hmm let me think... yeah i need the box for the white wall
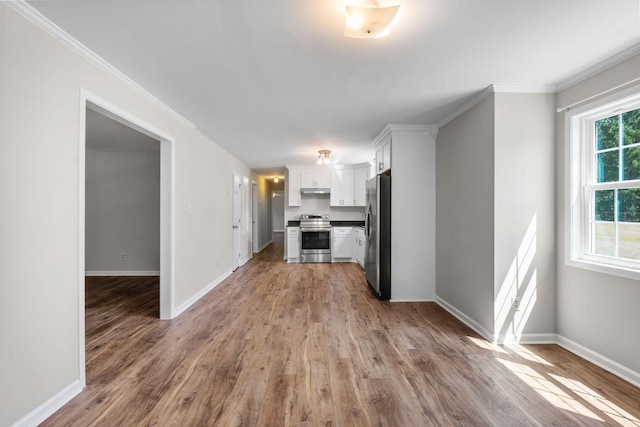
[85,149,160,273]
[436,96,496,333]
[0,4,251,425]
[390,126,437,301]
[556,53,640,378]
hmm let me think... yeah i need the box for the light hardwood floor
[42,234,640,426]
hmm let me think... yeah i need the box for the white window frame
[566,84,640,280]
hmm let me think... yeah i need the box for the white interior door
[241,175,251,264]
[232,172,241,271]
[252,182,258,253]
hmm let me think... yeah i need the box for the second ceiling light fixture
[344,0,401,38]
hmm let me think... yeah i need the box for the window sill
[567,256,640,281]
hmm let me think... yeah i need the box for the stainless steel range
[299,214,331,263]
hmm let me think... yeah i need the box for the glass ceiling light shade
[344,0,400,38]
[317,150,332,165]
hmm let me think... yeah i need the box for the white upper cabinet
[330,168,354,206]
[331,165,369,207]
[287,167,301,206]
[354,167,369,206]
[301,168,330,188]
[375,132,391,174]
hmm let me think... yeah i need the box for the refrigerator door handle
[365,204,372,241]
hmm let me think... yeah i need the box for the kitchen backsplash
[284,194,365,222]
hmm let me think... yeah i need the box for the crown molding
[555,41,640,93]
[435,86,495,128]
[492,83,556,93]
[436,84,555,128]
[371,124,439,147]
[3,0,196,130]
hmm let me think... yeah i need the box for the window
[567,87,640,279]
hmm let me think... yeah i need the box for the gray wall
[85,149,160,273]
[0,5,251,425]
[436,96,496,333]
[556,54,640,376]
[436,92,556,342]
[494,93,556,340]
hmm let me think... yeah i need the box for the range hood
[300,187,330,194]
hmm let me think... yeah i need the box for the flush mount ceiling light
[344,0,400,38]
[273,177,279,183]
[317,150,332,165]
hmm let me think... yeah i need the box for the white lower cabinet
[353,227,365,268]
[332,227,353,260]
[287,227,300,262]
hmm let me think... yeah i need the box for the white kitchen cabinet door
[355,228,365,268]
[330,168,342,206]
[301,168,330,188]
[287,167,301,206]
[331,168,355,206]
[375,134,391,174]
[354,167,369,206]
[332,227,353,259]
[315,169,331,188]
[287,227,300,261]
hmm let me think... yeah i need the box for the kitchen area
[283,164,369,266]
[283,124,437,302]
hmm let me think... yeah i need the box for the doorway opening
[79,90,175,386]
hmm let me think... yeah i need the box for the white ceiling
[28,0,640,176]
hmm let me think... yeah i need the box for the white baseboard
[85,271,160,276]
[494,332,558,345]
[435,296,640,387]
[435,296,494,342]
[390,299,435,303]
[557,335,640,389]
[11,380,83,427]
[435,296,557,345]
[172,269,232,318]
[239,254,253,267]
[256,240,273,253]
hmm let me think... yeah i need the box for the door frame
[232,172,241,270]
[79,89,176,384]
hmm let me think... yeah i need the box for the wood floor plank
[41,234,640,426]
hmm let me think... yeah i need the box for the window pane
[597,151,619,182]
[596,116,619,150]
[593,222,615,256]
[618,188,640,222]
[622,109,640,146]
[595,190,614,221]
[618,222,640,260]
[623,146,640,180]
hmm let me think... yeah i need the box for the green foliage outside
[595,109,640,223]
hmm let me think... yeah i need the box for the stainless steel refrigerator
[365,174,391,300]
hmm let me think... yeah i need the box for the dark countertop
[330,220,365,227]
[287,220,364,227]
